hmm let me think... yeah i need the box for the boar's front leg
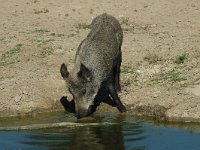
[108,83,126,112]
[60,96,76,113]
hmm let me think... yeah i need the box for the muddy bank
[0,0,200,122]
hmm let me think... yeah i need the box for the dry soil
[0,0,200,122]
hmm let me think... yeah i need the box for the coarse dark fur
[60,13,126,118]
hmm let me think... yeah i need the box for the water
[0,112,200,150]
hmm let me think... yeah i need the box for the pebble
[14,95,22,103]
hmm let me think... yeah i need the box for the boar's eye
[82,88,86,95]
[90,89,95,94]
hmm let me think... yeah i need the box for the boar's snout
[76,106,92,119]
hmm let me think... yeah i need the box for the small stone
[22,91,28,95]
[14,95,22,103]
[54,49,64,54]
[153,94,158,98]
[136,70,141,73]
[150,24,157,28]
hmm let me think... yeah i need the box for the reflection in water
[123,121,146,150]
[1,114,200,150]
[19,116,145,150]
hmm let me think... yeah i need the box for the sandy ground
[0,0,200,122]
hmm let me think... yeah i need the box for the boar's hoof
[117,105,127,112]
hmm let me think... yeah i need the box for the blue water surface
[0,114,200,150]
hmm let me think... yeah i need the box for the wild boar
[60,13,126,118]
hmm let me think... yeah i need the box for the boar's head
[60,63,99,118]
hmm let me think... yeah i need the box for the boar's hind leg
[100,89,117,107]
[114,51,122,92]
[108,83,126,112]
[95,87,117,107]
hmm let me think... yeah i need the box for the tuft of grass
[50,33,65,37]
[122,28,129,31]
[144,54,161,64]
[121,65,134,74]
[167,71,187,83]
[0,77,3,81]
[120,17,129,26]
[0,37,5,41]
[57,34,64,37]
[36,39,55,47]
[67,33,76,38]
[39,47,54,58]
[150,70,187,84]
[57,45,62,49]
[50,33,56,36]
[33,0,39,3]
[89,9,94,14]
[0,76,14,81]
[34,29,50,33]
[34,8,49,14]
[76,23,91,30]
[2,44,22,59]
[175,53,188,64]
[50,33,64,37]
[0,61,15,67]
[121,65,140,85]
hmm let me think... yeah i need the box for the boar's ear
[78,63,92,82]
[60,63,69,79]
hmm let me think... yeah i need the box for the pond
[0,112,200,150]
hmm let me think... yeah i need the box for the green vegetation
[1,44,22,59]
[144,54,161,64]
[57,45,62,49]
[57,34,64,37]
[121,65,140,84]
[175,53,188,64]
[122,28,129,31]
[0,76,14,81]
[67,33,76,38]
[166,70,187,83]
[39,47,54,58]
[66,23,90,38]
[0,44,22,67]
[76,23,91,30]
[50,33,56,36]
[0,37,5,41]
[31,29,65,58]
[150,70,187,84]
[50,33,65,37]
[121,65,135,74]
[120,17,129,26]
[36,39,55,47]
[34,29,50,33]
[67,30,80,38]
[0,61,15,67]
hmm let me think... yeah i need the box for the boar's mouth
[76,105,93,119]
[60,96,102,119]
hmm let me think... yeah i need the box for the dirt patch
[186,85,200,97]
[0,0,200,121]
[130,105,168,120]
